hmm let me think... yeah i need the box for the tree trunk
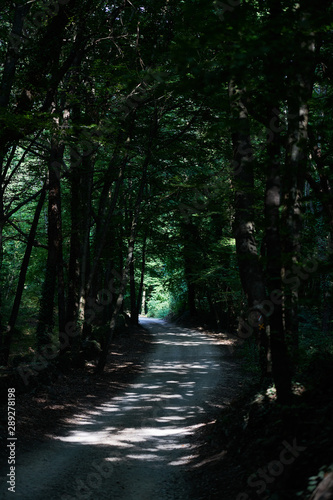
[95,240,133,374]
[82,160,125,339]
[66,163,81,330]
[136,231,148,317]
[281,20,315,370]
[78,159,94,334]
[229,82,266,334]
[36,141,64,347]
[281,103,304,367]
[264,105,291,398]
[141,288,146,315]
[260,1,291,400]
[129,248,138,325]
[0,3,31,109]
[66,151,95,353]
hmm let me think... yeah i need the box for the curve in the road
[1,319,238,500]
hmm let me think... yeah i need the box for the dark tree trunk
[281,20,315,369]
[281,101,304,368]
[264,106,291,399]
[36,141,64,347]
[77,157,94,337]
[260,1,292,401]
[95,241,132,374]
[66,150,95,353]
[229,82,266,331]
[66,164,81,329]
[0,3,31,109]
[82,160,125,339]
[207,293,221,330]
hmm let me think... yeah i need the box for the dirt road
[0,318,240,500]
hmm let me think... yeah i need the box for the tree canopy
[0,0,333,405]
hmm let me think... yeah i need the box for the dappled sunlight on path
[2,319,239,500]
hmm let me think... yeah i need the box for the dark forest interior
[1,1,333,499]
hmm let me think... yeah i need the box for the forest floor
[180,321,333,500]
[1,318,333,499]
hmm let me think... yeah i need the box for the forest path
[1,318,240,500]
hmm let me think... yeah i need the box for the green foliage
[0,0,333,393]
[297,464,333,497]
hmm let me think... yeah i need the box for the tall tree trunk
[281,20,315,370]
[261,0,292,400]
[264,105,292,398]
[229,82,266,334]
[66,163,81,330]
[76,157,94,334]
[136,230,148,318]
[0,3,31,109]
[95,237,134,374]
[36,141,64,347]
[129,247,138,325]
[66,151,95,353]
[82,160,125,339]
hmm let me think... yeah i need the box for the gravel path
[0,318,235,500]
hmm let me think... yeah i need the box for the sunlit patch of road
[1,318,240,500]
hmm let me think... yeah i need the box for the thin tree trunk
[82,129,130,322]
[66,163,81,329]
[78,159,94,331]
[207,293,220,330]
[136,230,148,318]
[141,288,146,315]
[129,248,138,325]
